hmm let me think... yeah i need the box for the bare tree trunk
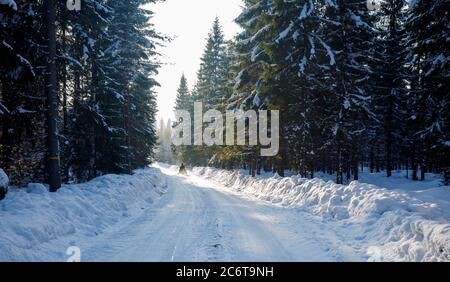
[375,144,380,173]
[420,158,426,181]
[370,144,374,173]
[354,159,359,181]
[411,143,418,181]
[386,123,393,177]
[251,158,256,177]
[256,156,261,175]
[336,143,343,184]
[61,11,69,183]
[44,0,61,192]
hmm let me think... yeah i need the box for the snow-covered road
[80,166,365,262]
[2,165,447,261]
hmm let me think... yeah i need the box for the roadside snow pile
[193,167,450,262]
[0,0,17,10]
[0,167,167,261]
[0,169,9,200]
[0,169,9,187]
[0,168,9,190]
[26,183,48,194]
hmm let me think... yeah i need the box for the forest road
[82,165,365,261]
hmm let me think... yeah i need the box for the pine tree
[156,119,173,164]
[193,0,448,184]
[92,0,161,175]
[1,1,47,186]
[175,74,191,112]
[1,0,162,188]
[43,0,62,191]
[173,74,192,163]
[55,0,115,182]
[370,0,408,177]
[194,17,229,110]
[189,18,231,165]
[265,0,337,177]
[405,0,449,180]
[318,0,376,183]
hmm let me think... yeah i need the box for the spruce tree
[173,74,192,163]
[189,18,231,165]
[194,17,229,110]
[405,0,449,180]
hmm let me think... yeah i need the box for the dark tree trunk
[264,157,271,172]
[354,160,359,181]
[277,159,285,177]
[44,0,61,192]
[61,11,69,183]
[370,144,374,173]
[336,143,343,184]
[346,165,351,181]
[256,156,261,175]
[124,94,132,174]
[375,144,381,173]
[251,159,256,177]
[385,3,398,178]
[411,143,418,181]
[406,158,409,179]
[420,160,426,181]
[386,126,393,177]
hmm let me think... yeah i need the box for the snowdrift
[193,167,450,262]
[0,167,167,261]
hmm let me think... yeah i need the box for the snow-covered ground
[0,168,167,261]
[0,164,448,261]
[193,167,450,262]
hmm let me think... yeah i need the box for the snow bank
[0,167,167,261]
[0,169,8,186]
[0,0,17,10]
[26,183,47,194]
[193,167,450,262]
[0,169,9,200]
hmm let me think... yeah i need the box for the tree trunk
[386,125,393,177]
[61,11,69,183]
[411,143,418,181]
[370,144,374,173]
[44,0,61,192]
[256,156,261,175]
[354,160,359,181]
[375,144,380,173]
[336,143,343,184]
[346,165,351,181]
[420,160,426,181]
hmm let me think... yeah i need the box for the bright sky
[149,0,243,122]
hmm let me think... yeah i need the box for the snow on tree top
[0,0,17,11]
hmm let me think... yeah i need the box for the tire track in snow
[78,166,365,261]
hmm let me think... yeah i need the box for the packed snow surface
[0,164,448,262]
